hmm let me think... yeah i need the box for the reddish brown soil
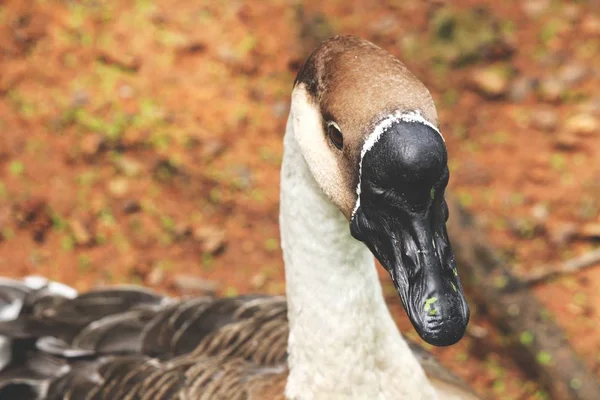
[1,1,599,399]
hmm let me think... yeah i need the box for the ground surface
[1,1,599,399]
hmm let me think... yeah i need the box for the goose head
[290,35,469,346]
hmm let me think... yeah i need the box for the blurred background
[1,0,599,399]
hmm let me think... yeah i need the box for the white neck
[280,116,438,400]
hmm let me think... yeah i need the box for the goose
[0,35,478,400]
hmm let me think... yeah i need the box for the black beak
[350,118,469,346]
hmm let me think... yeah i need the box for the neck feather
[280,116,437,400]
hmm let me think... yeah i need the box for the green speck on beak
[424,297,438,312]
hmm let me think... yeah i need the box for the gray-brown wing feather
[0,280,288,399]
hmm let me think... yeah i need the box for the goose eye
[327,122,344,150]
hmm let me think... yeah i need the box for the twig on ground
[523,248,600,287]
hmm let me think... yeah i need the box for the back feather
[0,277,288,399]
